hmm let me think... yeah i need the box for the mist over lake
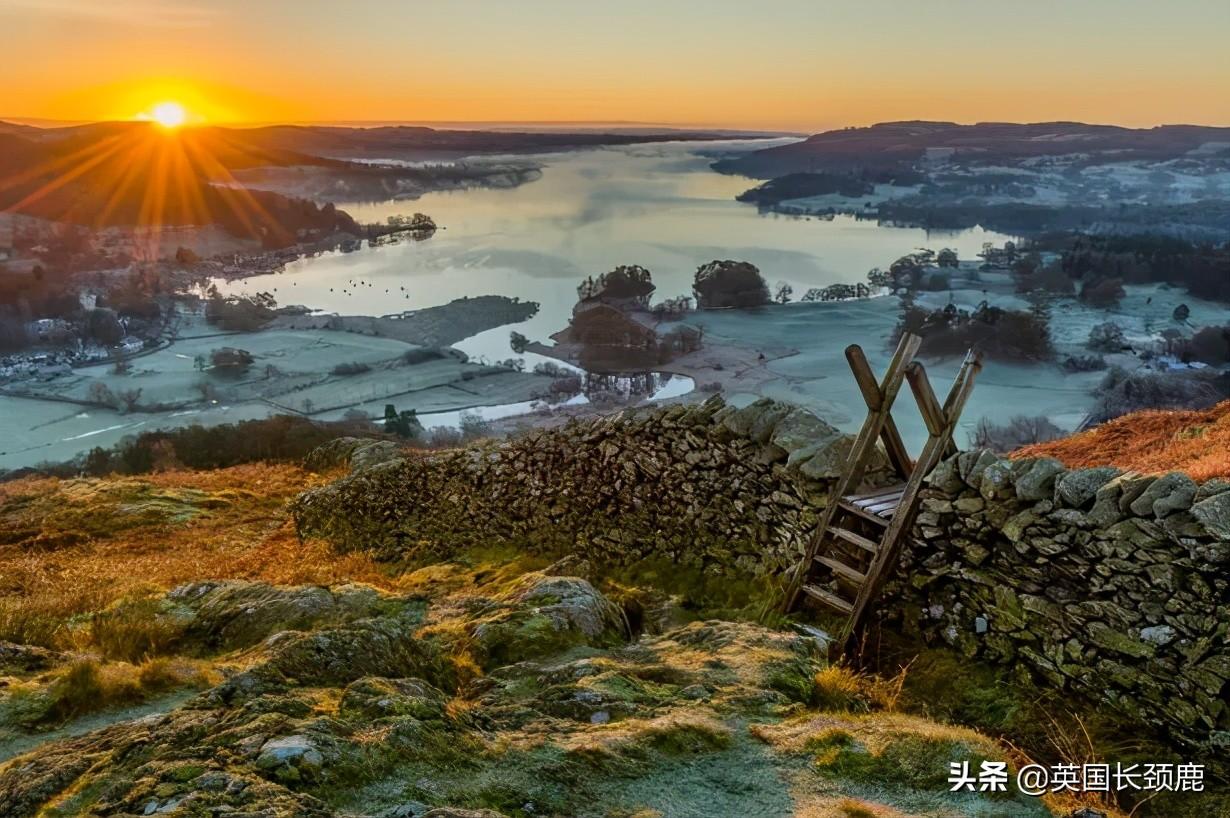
[220,141,1012,362]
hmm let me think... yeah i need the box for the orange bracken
[0,463,399,649]
[1013,399,1230,481]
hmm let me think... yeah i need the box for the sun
[148,101,188,129]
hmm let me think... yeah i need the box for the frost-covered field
[682,276,1224,451]
[0,324,558,470]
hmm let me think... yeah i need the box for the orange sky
[2,1,1228,131]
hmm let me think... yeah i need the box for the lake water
[221,140,1013,363]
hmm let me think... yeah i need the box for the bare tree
[87,381,117,408]
[117,388,142,413]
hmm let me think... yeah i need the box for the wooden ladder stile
[782,335,983,654]
[782,333,920,611]
[839,351,982,649]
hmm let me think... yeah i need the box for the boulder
[721,398,779,438]
[957,449,999,488]
[927,455,966,494]
[165,580,392,651]
[304,437,402,472]
[798,435,859,480]
[0,641,62,673]
[1086,480,1125,527]
[748,402,793,444]
[769,409,842,466]
[1140,625,1176,647]
[241,613,445,690]
[256,735,324,779]
[472,575,625,669]
[339,677,449,721]
[978,459,1016,501]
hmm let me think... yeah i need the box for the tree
[205,292,276,332]
[578,265,655,308]
[87,381,117,408]
[1080,277,1125,308]
[509,331,529,354]
[1087,322,1126,353]
[83,446,113,475]
[117,388,142,413]
[774,282,794,304]
[195,379,218,402]
[887,253,927,291]
[867,268,892,289]
[210,347,254,374]
[936,248,959,268]
[87,308,124,346]
[693,260,770,309]
[383,403,424,439]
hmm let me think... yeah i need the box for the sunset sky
[2,0,1228,131]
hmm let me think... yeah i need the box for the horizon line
[4,115,1229,132]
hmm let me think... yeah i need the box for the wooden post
[783,333,921,611]
[847,345,914,479]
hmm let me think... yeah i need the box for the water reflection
[218,141,1013,368]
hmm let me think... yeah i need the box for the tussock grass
[813,665,863,711]
[812,661,911,713]
[90,590,188,662]
[0,464,398,651]
[2,657,216,728]
[562,711,733,768]
[836,799,894,818]
[1015,399,1230,480]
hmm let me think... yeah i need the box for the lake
[220,140,1013,364]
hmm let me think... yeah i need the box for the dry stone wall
[887,449,1230,753]
[295,398,1229,751]
[293,396,886,572]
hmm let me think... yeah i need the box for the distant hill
[0,122,353,243]
[0,120,40,138]
[714,120,1230,178]
[224,123,769,160]
[0,120,768,239]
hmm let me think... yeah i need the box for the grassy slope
[1015,399,1230,480]
[0,464,392,650]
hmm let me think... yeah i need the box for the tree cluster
[692,260,770,309]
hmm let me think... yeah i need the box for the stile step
[836,500,890,527]
[844,484,906,503]
[827,525,880,554]
[816,555,867,585]
[802,584,855,614]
